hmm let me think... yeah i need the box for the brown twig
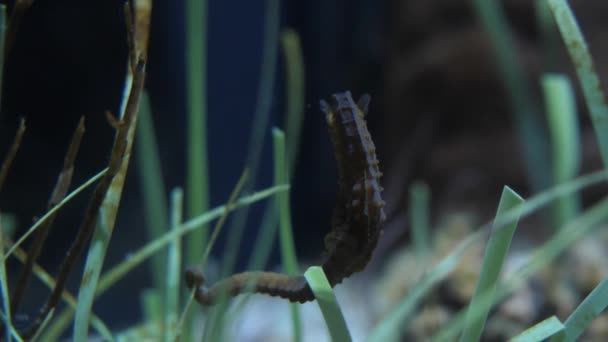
[10,117,85,315]
[2,234,109,338]
[21,60,145,339]
[124,3,137,71]
[4,0,34,59]
[132,0,152,63]
[0,118,25,194]
[21,3,148,334]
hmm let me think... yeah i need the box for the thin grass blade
[304,266,351,342]
[370,170,608,341]
[510,316,564,342]
[30,309,53,342]
[551,275,608,341]
[136,92,169,292]
[11,116,84,315]
[367,232,476,342]
[185,0,209,265]
[183,0,210,328]
[217,0,281,291]
[4,239,113,342]
[232,29,305,313]
[472,0,550,191]
[0,118,25,194]
[141,288,162,323]
[460,186,524,342]
[96,184,287,296]
[433,198,608,341]
[542,74,581,228]
[0,311,21,342]
[73,16,148,335]
[39,184,287,339]
[546,0,608,167]
[281,29,305,175]
[4,167,107,260]
[165,188,183,341]
[535,0,560,71]
[179,169,249,341]
[410,181,431,259]
[0,216,15,341]
[273,128,301,342]
[0,4,6,109]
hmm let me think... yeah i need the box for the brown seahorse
[185,91,386,305]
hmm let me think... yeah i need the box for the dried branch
[132,0,152,63]
[2,235,112,339]
[10,117,85,314]
[4,0,34,58]
[20,0,150,336]
[0,118,25,194]
[21,61,145,339]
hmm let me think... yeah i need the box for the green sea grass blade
[367,231,477,342]
[5,168,107,260]
[243,44,306,268]
[228,200,279,319]
[205,0,281,336]
[551,275,608,341]
[272,130,297,275]
[218,0,281,284]
[43,184,287,339]
[0,216,16,341]
[410,181,431,259]
[542,74,581,227]
[472,0,550,191]
[247,201,278,272]
[97,185,286,294]
[0,4,6,108]
[510,316,564,342]
[0,118,25,195]
[183,0,209,329]
[4,241,113,342]
[165,189,183,341]
[72,46,141,339]
[460,187,524,342]
[30,309,53,342]
[141,288,161,322]
[304,266,351,342]
[136,92,169,293]
[211,130,299,341]
[185,0,209,265]
[0,213,15,239]
[281,29,305,175]
[73,55,142,340]
[370,169,608,341]
[273,128,302,342]
[231,28,306,314]
[546,0,608,167]
[115,321,160,342]
[0,310,21,342]
[41,185,289,336]
[179,169,248,341]
[543,74,579,184]
[184,1,208,335]
[535,0,560,72]
[433,198,608,341]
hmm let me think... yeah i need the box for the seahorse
[185,91,386,305]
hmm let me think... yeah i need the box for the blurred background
[1,0,608,337]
